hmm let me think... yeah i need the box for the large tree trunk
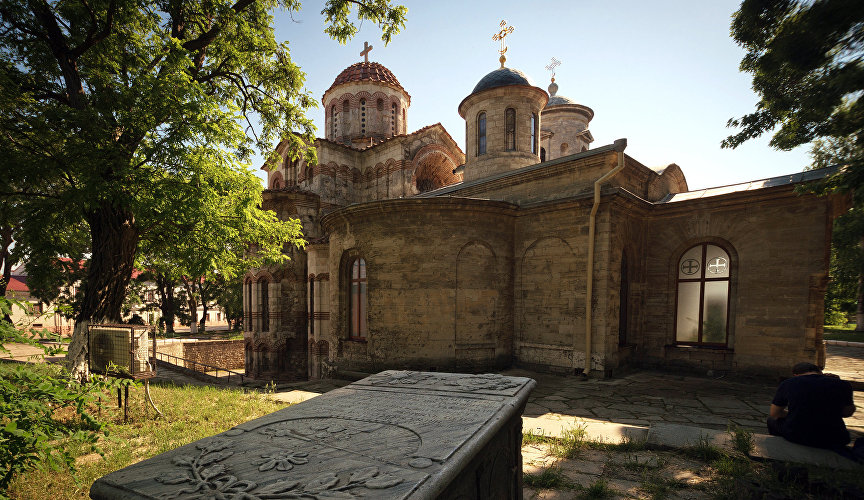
[199,281,210,333]
[857,236,864,332]
[183,278,199,334]
[0,223,12,323]
[856,275,864,331]
[66,204,138,380]
[156,273,177,334]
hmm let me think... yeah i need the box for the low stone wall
[183,339,245,370]
[156,339,244,371]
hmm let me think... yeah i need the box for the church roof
[547,95,578,106]
[325,61,405,94]
[470,67,534,95]
[660,166,842,203]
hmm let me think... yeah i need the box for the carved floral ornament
[156,428,406,499]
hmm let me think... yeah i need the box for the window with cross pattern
[675,243,731,346]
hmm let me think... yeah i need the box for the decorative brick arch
[270,171,284,190]
[411,144,462,193]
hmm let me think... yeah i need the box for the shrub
[0,363,117,495]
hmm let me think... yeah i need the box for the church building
[242,43,842,382]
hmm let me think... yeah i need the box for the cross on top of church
[546,57,561,82]
[492,20,514,67]
[360,41,373,63]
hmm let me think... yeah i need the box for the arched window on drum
[349,258,367,340]
[675,244,731,346]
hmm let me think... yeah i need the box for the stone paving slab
[522,415,648,445]
[647,423,861,470]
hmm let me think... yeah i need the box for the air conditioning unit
[88,325,154,378]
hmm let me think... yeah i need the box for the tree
[810,137,864,329]
[0,0,406,380]
[723,0,863,201]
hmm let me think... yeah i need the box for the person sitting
[767,362,856,449]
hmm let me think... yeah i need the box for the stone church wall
[513,201,590,374]
[322,198,517,374]
[640,189,833,377]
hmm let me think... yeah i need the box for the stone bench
[90,370,536,499]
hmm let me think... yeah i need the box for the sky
[252,0,811,191]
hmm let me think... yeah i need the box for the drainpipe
[583,138,627,376]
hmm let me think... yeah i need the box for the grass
[6,381,288,499]
[728,424,754,456]
[523,466,572,489]
[679,434,725,462]
[548,424,588,458]
[824,324,864,343]
[578,478,613,499]
[522,428,554,446]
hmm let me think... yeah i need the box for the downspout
[583,138,628,376]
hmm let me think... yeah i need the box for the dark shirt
[772,374,853,448]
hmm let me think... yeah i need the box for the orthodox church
[242,43,841,382]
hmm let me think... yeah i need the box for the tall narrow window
[360,98,366,136]
[391,103,396,135]
[331,105,337,139]
[477,112,487,156]
[245,280,252,330]
[619,257,629,346]
[505,108,516,151]
[540,147,546,162]
[675,244,731,345]
[350,259,367,339]
[309,279,314,337]
[260,279,270,332]
[531,113,537,154]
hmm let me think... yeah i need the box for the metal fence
[154,351,245,385]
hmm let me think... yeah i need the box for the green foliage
[523,466,572,489]
[549,424,588,459]
[0,0,407,341]
[6,382,287,499]
[522,428,553,446]
[724,0,864,204]
[728,424,754,456]
[0,297,63,357]
[680,434,725,462]
[0,363,116,495]
[579,478,613,500]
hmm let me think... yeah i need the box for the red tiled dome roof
[325,62,405,94]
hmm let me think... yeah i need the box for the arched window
[391,103,396,135]
[259,278,270,332]
[477,112,487,156]
[342,100,349,113]
[376,98,383,111]
[360,98,366,136]
[531,113,538,154]
[561,143,569,155]
[540,147,546,162]
[349,258,367,340]
[675,243,731,346]
[331,105,336,139]
[245,279,252,331]
[505,108,516,151]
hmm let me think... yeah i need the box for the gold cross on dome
[546,57,561,80]
[492,20,515,56]
[360,41,373,63]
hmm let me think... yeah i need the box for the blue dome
[547,95,577,107]
[471,67,534,95]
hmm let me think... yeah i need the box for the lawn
[824,324,864,343]
[6,378,288,499]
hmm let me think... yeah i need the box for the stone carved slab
[90,371,535,499]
